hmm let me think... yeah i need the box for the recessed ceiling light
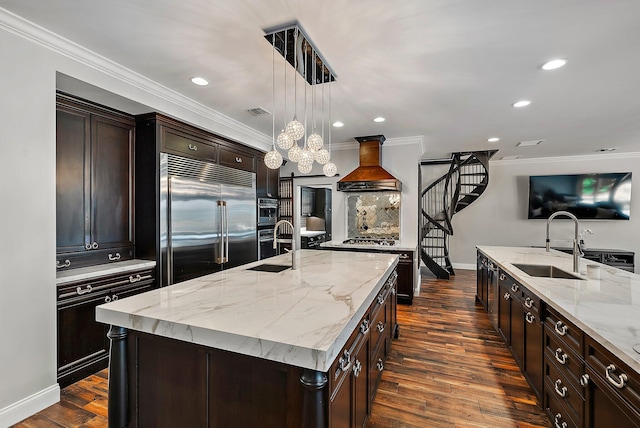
[333,121,344,127]
[373,117,385,123]
[541,58,568,71]
[516,139,544,147]
[487,137,500,143]
[500,155,521,160]
[512,100,531,108]
[190,77,209,86]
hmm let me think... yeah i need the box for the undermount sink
[512,263,583,280]
[246,263,290,273]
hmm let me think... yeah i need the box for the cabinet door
[353,337,369,428]
[497,283,511,344]
[256,158,280,198]
[57,293,110,387]
[476,255,487,308]
[585,364,640,428]
[330,372,353,428]
[510,294,525,368]
[56,105,91,253]
[91,114,135,250]
[523,310,544,401]
[396,255,414,304]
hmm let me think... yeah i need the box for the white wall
[449,153,640,269]
[0,10,270,425]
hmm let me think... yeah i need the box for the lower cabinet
[57,267,155,387]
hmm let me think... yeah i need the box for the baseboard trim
[0,384,60,426]
[452,263,475,271]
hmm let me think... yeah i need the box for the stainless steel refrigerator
[159,153,256,286]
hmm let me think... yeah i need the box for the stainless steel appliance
[160,153,257,286]
[257,198,278,226]
[258,228,277,260]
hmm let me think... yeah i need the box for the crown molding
[491,151,640,165]
[0,7,272,148]
[385,135,424,148]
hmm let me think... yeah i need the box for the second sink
[246,264,290,273]
[512,263,583,280]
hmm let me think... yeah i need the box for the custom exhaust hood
[337,135,402,192]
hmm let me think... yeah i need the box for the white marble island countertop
[321,240,417,252]
[96,249,398,372]
[477,246,640,373]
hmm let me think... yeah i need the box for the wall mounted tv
[528,173,632,220]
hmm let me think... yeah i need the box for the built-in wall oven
[258,198,278,226]
[258,228,277,260]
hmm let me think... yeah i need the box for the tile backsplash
[346,192,400,238]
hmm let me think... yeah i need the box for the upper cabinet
[56,93,135,268]
[256,156,280,198]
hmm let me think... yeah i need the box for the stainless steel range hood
[337,135,402,192]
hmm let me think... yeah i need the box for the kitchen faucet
[546,210,582,273]
[273,219,297,270]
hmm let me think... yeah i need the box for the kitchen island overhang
[96,249,399,428]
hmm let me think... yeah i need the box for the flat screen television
[528,173,632,220]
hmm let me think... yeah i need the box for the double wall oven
[257,198,278,260]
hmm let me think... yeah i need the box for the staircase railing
[420,150,496,279]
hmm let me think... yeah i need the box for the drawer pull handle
[377,294,385,305]
[554,379,567,397]
[235,156,242,163]
[188,144,198,151]
[525,312,535,324]
[503,292,511,301]
[554,413,568,428]
[499,273,506,281]
[391,287,396,295]
[56,259,71,269]
[360,319,370,335]
[353,359,362,377]
[76,284,93,296]
[555,348,567,365]
[339,350,351,373]
[511,284,519,293]
[524,297,534,308]
[377,321,385,333]
[580,374,590,387]
[129,274,142,283]
[555,321,567,336]
[112,294,118,301]
[399,254,409,259]
[605,364,628,389]
[92,241,99,249]
[376,358,384,371]
[108,252,121,261]
[105,295,111,303]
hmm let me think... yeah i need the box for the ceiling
[3,0,640,160]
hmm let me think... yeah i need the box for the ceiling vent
[516,139,544,147]
[247,107,271,116]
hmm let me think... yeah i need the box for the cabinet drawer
[499,271,525,301]
[545,389,580,428]
[370,334,387,400]
[545,325,584,388]
[162,126,217,162]
[57,268,155,303]
[545,306,583,356]
[370,297,388,352]
[545,359,585,424]
[56,248,134,271]
[219,146,255,172]
[329,315,369,399]
[521,286,541,315]
[585,335,640,412]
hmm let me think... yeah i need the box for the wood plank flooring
[14,268,551,427]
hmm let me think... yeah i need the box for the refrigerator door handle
[167,177,174,285]
[217,200,225,264]
[224,201,229,263]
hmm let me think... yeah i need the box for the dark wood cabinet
[57,267,155,387]
[476,254,488,309]
[395,252,414,304]
[256,156,280,198]
[56,93,135,269]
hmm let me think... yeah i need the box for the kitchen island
[96,249,399,428]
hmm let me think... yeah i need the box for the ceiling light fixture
[190,77,209,86]
[373,117,385,123]
[541,58,568,70]
[332,121,344,127]
[263,23,338,176]
[512,100,531,108]
[487,137,500,143]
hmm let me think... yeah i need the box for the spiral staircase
[419,150,497,279]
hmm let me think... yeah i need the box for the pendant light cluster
[264,23,338,177]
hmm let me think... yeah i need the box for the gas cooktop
[342,237,397,246]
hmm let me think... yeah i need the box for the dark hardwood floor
[14,268,550,427]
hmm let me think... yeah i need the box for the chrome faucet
[273,219,297,270]
[546,210,582,273]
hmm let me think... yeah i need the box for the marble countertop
[56,259,157,285]
[300,229,326,237]
[321,240,417,252]
[477,246,640,373]
[96,250,399,372]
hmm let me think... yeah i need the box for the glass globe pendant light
[265,32,283,170]
[314,148,330,164]
[323,161,337,177]
[288,143,302,162]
